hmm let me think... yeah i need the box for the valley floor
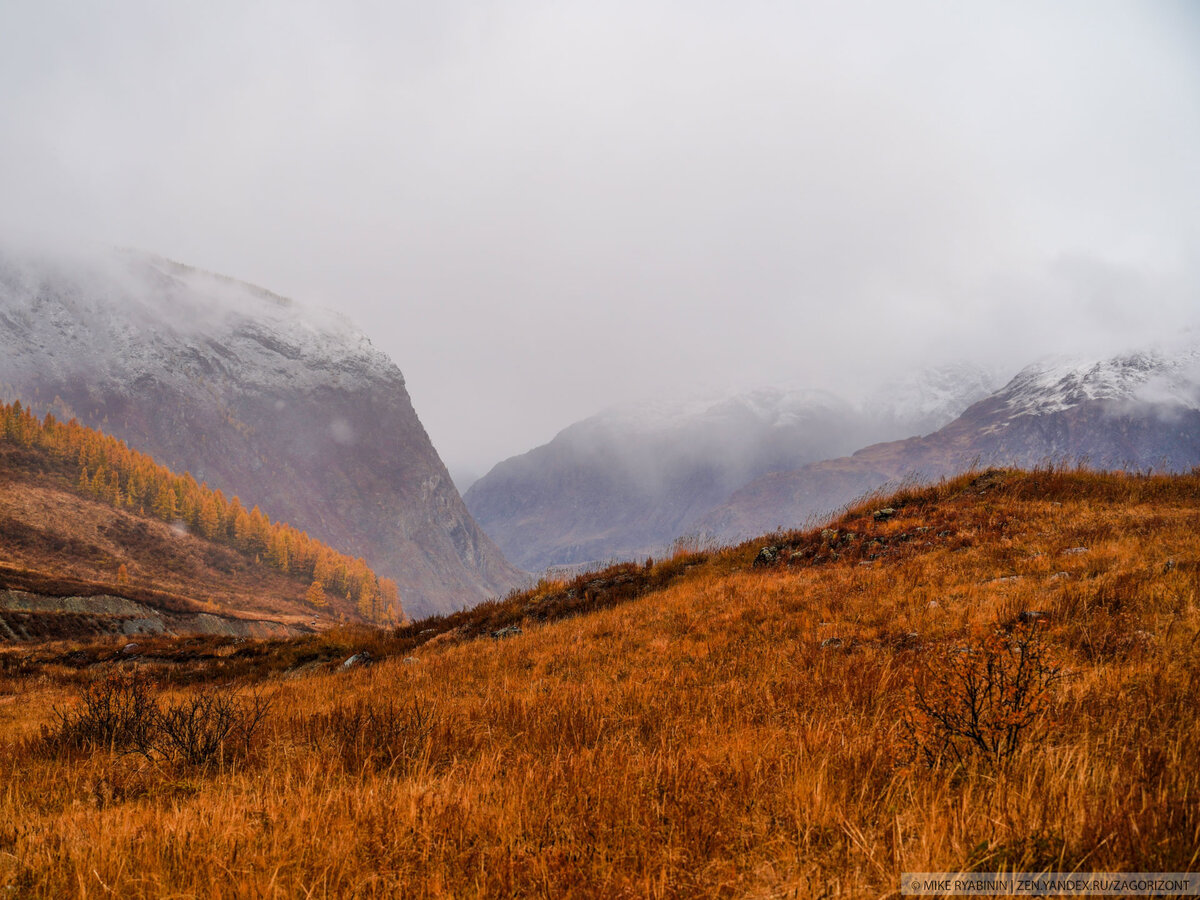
[1,469,1198,898]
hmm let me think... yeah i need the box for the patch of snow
[559,362,1006,448]
[576,390,839,438]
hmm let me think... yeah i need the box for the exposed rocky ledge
[0,589,302,642]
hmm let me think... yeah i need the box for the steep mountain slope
[0,246,523,617]
[700,343,1200,539]
[465,367,997,570]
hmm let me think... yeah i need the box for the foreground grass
[1,469,1199,897]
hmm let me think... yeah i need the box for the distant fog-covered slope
[464,365,998,570]
[699,343,1200,541]
[0,245,523,618]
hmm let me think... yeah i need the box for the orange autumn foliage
[1,399,399,622]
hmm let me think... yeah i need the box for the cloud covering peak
[2,1,1197,474]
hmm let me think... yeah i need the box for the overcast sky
[2,1,1198,484]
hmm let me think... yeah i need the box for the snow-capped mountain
[993,347,1200,422]
[699,341,1200,541]
[0,245,523,618]
[585,387,852,435]
[464,365,999,571]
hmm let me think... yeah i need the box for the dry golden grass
[1,468,1199,897]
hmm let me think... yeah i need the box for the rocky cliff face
[465,368,998,571]
[0,246,524,618]
[699,343,1200,540]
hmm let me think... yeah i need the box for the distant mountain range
[467,344,1200,571]
[700,344,1200,541]
[464,364,1000,570]
[0,245,523,618]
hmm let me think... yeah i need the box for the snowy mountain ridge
[575,387,853,439]
[0,248,396,395]
[464,361,1002,571]
[862,361,1005,434]
[698,337,1200,545]
[995,343,1200,424]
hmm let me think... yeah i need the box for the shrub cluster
[41,671,271,768]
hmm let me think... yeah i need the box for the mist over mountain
[861,362,1006,438]
[700,341,1200,541]
[0,245,523,618]
[464,365,999,570]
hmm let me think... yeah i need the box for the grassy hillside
[1,468,1198,897]
[0,404,399,637]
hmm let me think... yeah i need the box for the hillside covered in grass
[0,400,401,638]
[1,468,1198,896]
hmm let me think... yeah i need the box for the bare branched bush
[43,671,158,755]
[156,689,272,767]
[39,672,272,768]
[904,621,1064,767]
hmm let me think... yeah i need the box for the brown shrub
[38,671,272,768]
[41,670,158,755]
[904,620,1065,767]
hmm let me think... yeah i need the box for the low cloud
[1,1,1197,476]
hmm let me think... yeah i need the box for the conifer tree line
[1,399,401,623]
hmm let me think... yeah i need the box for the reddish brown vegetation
[0,467,1198,896]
